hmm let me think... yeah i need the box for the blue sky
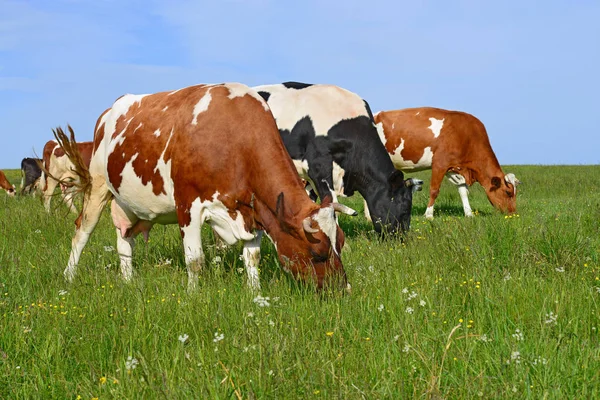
[1,0,599,168]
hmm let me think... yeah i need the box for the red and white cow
[373,107,519,219]
[0,170,16,196]
[39,140,93,213]
[56,83,352,291]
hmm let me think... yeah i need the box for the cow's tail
[46,125,92,197]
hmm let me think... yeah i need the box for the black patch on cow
[257,91,271,102]
[278,116,316,160]
[282,82,313,90]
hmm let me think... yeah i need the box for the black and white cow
[20,158,42,195]
[253,82,422,234]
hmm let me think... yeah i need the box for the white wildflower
[596,287,600,294]
[511,351,521,364]
[212,256,222,264]
[378,304,384,312]
[478,334,492,343]
[268,320,275,327]
[402,343,410,353]
[34,229,41,234]
[213,332,225,343]
[405,306,414,314]
[532,356,548,365]
[58,290,68,296]
[555,266,565,273]
[178,334,189,344]
[237,268,244,274]
[407,291,418,301]
[401,287,409,294]
[544,311,557,325]
[253,295,271,307]
[104,245,115,252]
[368,265,375,273]
[512,386,518,393]
[163,258,172,265]
[419,300,426,307]
[503,273,511,281]
[268,370,274,376]
[393,335,400,342]
[22,326,31,334]
[16,366,21,369]
[247,312,255,318]
[511,328,524,341]
[125,356,139,370]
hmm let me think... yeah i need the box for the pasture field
[1,165,599,399]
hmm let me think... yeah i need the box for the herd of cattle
[0,82,519,291]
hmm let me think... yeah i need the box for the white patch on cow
[253,84,368,137]
[446,173,472,216]
[392,122,395,130]
[415,111,420,116]
[180,197,205,291]
[313,206,339,255]
[191,89,212,125]
[168,88,183,96]
[428,117,444,138]
[109,153,175,222]
[446,173,466,186]
[103,94,147,141]
[227,83,270,111]
[201,191,255,245]
[332,161,346,197]
[154,129,161,137]
[293,159,310,180]
[133,122,143,134]
[390,139,434,171]
[375,121,387,147]
[162,106,169,112]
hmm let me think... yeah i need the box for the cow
[373,107,519,220]
[39,140,93,213]
[20,158,42,195]
[252,82,422,235]
[0,170,16,196]
[55,83,353,292]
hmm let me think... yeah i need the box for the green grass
[1,165,599,399]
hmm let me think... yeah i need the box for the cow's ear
[490,176,502,190]
[388,170,405,192]
[275,192,295,234]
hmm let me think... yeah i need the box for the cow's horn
[505,173,521,185]
[303,217,319,234]
[332,203,358,216]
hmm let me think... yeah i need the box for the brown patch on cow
[93,108,111,155]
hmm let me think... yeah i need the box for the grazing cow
[0,170,16,196]
[20,158,42,195]
[373,107,519,219]
[253,82,422,235]
[56,83,352,291]
[39,140,93,213]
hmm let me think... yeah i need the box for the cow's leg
[446,173,473,217]
[425,167,446,220]
[177,201,206,293]
[242,231,263,290]
[111,200,139,281]
[43,178,59,212]
[363,199,372,222]
[64,176,112,281]
[62,188,79,214]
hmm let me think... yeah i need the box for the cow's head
[271,193,351,291]
[6,185,16,197]
[487,173,520,214]
[370,170,423,236]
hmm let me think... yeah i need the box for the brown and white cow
[56,83,352,291]
[373,107,519,219]
[0,170,16,196]
[39,139,93,213]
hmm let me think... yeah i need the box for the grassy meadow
[1,165,599,399]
